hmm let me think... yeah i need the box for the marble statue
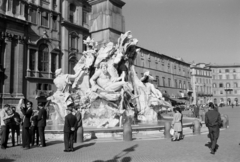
[48,31,171,128]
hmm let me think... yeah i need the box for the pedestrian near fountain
[30,110,39,147]
[20,100,33,150]
[205,102,222,154]
[171,107,182,141]
[64,105,77,152]
[12,106,21,146]
[0,104,14,149]
[37,103,47,147]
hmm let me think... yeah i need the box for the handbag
[170,128,174,136]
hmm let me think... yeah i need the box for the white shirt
[0,109,7,126]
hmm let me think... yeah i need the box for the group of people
[171,102,222,155]
[0,99,47,150]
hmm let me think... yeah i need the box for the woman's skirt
[174,122,182,132]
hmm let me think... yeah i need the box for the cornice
[61,20,89,32]
[88,0,125,8]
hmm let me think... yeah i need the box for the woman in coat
[171,107,183,141]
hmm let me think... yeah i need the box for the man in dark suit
[12,106,21,146]
[64,106,77,152]
[37,103,47,147]
[31,110,39,146]
[205,102,222,154]
[21,100,33,150]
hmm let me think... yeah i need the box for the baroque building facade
[190,63,212,105]
[134,47,192,100]
[211,64,240,106]
[0,0,90,108]
[0,0,192,108]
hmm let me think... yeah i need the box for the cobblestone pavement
[0,107,240,162]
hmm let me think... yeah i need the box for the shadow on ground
[0,158,15,162]
[74,142,96,151]
[46,140,63,146]
[92,144,138,162]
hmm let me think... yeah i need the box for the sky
[123,0,240,64]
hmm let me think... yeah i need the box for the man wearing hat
[37,103,47,147]
[64,105,77,152]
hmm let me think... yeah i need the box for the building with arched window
[0,0,62,107]
[190,63,212,105]
[211,64,240,106]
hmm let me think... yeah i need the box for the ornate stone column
[15,37,24,97]
[3,33,12,96]
[26,48,30,76]
[35,49,39,77]
[62,0,69,20]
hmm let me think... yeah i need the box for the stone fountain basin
[45,116,197,135]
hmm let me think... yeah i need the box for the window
[220,91,223,94]
[29,49,36,70]
[183,81,186,89]
[233,69,236,73]
[219,83,223,88]
[179,81,182,89]
[219,70,221,73]
[41,11,49,27]
[226,75,229,79]
[226,83,230,88]
[38,44,49,72]
[225,69,229,73]
[37,83,42,90]
[69,4,76,23]
[68,56,76,74]
[219,75,222,79]
[235,90,237,94]
[196,86,199,92]
[214,91,216,94]
[162,77,165,87]
[156,76,159,86]
[52,15,57,30]
[213,83,216,88]
[69,33,78,51]
[51,53,57,73]
[175,79,178,88]
[233,74,236,79]
[30,9,37,24]
[168,78,171,87]
[234,83,238,88]
[83,11,87,24]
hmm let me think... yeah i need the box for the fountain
[46,31,177,131]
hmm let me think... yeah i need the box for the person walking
[20,99,33,150]
[31,110,39,147]
[37,103,47,147]
[12,107,21,146]
[0,104,14,149]
[171,107,182,141]
[64,105,77,152]
[205,102,222,154]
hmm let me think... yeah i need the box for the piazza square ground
[1,106,240,162]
